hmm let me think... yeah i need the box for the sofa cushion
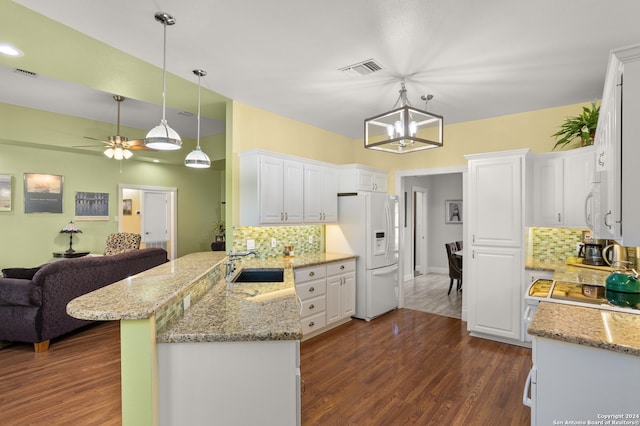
[2,267,42,280]
[0,279,42,306]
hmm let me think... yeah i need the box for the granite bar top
[68,251,356,343]
[528,302,640,357]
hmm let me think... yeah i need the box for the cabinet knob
[308,321,315,327]
[309,286,315,292]
[309,271,315,277]
[309,304,315,310]
[340,265,345,270]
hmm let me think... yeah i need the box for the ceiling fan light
[123,149,133,159]
[145,119,182,150]
[113,146,124,160]
[104,148,115,158]
[185,146,211,168]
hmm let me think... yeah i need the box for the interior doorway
[117,184,177,260]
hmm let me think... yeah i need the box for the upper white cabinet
[466,149,529,345]
[531,146,594,228]
[239,150,337,226]
[592,45,640,245]
[303,164,338,223]
[338,165,388,193]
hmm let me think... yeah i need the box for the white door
[142,191,169,244]
[413,187,427,276]
[366,264,399,319]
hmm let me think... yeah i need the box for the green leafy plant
[552,102,600,150]
[213,220,225,237]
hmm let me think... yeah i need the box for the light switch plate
[183,294,191,311]
[246,239,255,250]
[309,235,313,244]
[271,238,277,248]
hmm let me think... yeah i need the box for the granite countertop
[528,302,640,357]
[68,250,356,343]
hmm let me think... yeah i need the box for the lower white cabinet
[295,259,356,339]
[326,260,356,325]
[525,337,640,425]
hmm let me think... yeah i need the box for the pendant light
[145,12,182,151]
[185,69,211,168]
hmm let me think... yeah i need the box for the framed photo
[445,200,462,224]
[0,174,10,211]
[122,199,132,215]
[75,192,109,220]
[24,173,63,214]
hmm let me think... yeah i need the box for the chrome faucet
[228,250,259,260]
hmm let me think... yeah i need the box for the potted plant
[552,102,600,150]
[213,220,225,242]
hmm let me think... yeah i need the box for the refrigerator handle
[522,366,536,408]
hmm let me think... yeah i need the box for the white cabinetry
[239,150,337,225]
[525,337,640,425]
[294,259,356,340]
[531,146,594,228]
[303,164,338,223]
[338,165,388,193]
[592,44,640,245]
[325,260,355,325]
[466,149,528,345]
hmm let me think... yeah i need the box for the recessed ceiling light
[0,43,24,57]
[153,159,160,163]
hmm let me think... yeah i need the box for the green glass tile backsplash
[526,227,586,262]
[232,225,323,258]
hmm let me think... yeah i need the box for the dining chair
[445,242,463,295]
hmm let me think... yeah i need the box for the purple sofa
[0,248,168,352]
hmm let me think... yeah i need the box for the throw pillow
[2,267,42,280]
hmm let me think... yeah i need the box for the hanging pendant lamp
[185,69,211,168]
[145,12,182,151]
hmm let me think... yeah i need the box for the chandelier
[364,82,443,154]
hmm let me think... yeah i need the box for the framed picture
[75,192,109,220]
[24,173,63,214]
[0,174,10,211]
[445,200,462,224]
[122,199,132,215]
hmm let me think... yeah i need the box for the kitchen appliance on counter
[326,192,399,321]
[578,230,607,266]
[602,242,628,266]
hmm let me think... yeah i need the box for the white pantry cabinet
[303,163,338,223]
[337,164,388,193]
[325,260,356,325]
[466,149,529,345]
[530,146,594,228]
[591,44,640,245]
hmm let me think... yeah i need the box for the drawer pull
[309,286,315,293]
[309,271,315,277]
[309,321,315,327]
[309,304,315,309]
[340,265,345,270]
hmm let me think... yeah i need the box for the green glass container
[605,269,640,308]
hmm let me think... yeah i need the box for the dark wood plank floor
[0,309,532,425]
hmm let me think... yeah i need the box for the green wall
[0,142,223,270]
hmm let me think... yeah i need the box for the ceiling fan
[77,95,156,160]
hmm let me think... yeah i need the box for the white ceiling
[7,0,640,141]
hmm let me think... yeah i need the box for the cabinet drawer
[301,312,326,335]
[300,295,326,318]
[294,266,326,283]
[326,260,355,276]
[296,280,326,301]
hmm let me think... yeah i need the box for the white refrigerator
[326,192,399,321]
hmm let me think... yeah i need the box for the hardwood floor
[404,272,463,319]
[0,310,531,425]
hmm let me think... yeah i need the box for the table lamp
[60,221,82,254]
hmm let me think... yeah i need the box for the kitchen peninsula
[67,251,354,425]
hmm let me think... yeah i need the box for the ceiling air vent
[14,68,38,78]
[339,59,383,78]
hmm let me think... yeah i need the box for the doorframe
[412,186,428,277]
[118,184,177,260]
[397,165,466,313]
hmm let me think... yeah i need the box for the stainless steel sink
[232,268,284,283]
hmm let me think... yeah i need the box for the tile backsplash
[526,227,586,262]
[232,225,323,258]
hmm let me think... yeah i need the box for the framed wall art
[445,200,462,224]
[0,174,11,211]
[75,191,109,220]
[122,198,132,215]
[24,173,63,214]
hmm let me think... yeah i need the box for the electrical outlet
[271,238,277,248]
[309,235,313,244]
[246,239,255,250]
[183,294,191,311]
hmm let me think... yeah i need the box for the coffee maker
[578,231,607,266]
